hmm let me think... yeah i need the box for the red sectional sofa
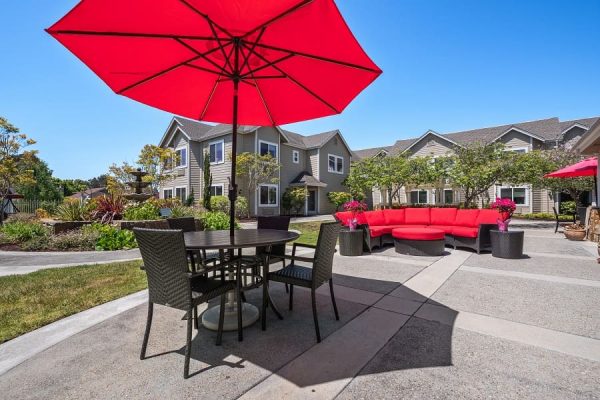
[334,207,501,254]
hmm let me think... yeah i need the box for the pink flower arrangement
[343,200,368,230]
[490,197,516,232]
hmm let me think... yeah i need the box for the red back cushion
[430,208,458,225]
[383,209,405,225]
[454,209,481,227]
[404,208,431,225]
[334,211,352,226]
[356,212,368,225]
[363,210,386,226]
[477,209,501,225]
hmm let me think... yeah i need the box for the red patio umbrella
[47,0,382,235]
[544,157,597,178]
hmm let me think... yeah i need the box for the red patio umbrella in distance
[47,0,382,235]
[544,157,597,178]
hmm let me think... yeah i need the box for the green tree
[0,117,37,223]
[283,187,307,215]
[17,155,63,201]
[235,152,280,217]
[107,162,136,195]
[203,151,212,210]
[57,178,89,196]
[137,144,177,194]
[87,174,108,188]
[448,142,513,207]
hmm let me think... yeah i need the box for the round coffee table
[490,229,524,259]
[392,227,445,256]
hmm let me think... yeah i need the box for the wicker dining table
[183,229,299,331]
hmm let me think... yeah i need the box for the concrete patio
[1,228,599,399]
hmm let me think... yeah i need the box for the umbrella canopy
[544,157,597,178]
[47,0,381,235]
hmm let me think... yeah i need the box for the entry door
[307,189,317,213]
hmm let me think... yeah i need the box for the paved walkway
[1,229,599,399]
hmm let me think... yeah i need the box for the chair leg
[216,294,226,345]
[329,279,339,320]
[289,284,294,310]
[193,306,199,330]
[140,302,153,360]
[311,288,321,343]
[240,291,247,303]
[184,310,193,379]
[285,283,289,293]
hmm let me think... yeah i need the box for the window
[259,184,278,207]
[175,147,187,168]
[175,187,187,201]
[328,154,344,174]
[210,184,224,197]
[163,189,173,199]
[505,146,528,154]
[259,140,278,158]
[292,150,299,164]
[444,189,454,204]
[209,140,224,164]
[410,190,428,204]
[498,187,527,206]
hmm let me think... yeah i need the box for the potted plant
[343,200,368,231]
[564,223,586,241]
[490,197,516,232]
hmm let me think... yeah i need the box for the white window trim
[410,189,429,204]
[497,185,529,206]
[327,153,344,174]
[258,184,279,207]
[505,146,529,153]
[174,186,188,200]
[210,183,225,197]
[208,139,225,165]
[258,140,278,158]
[174,145,188,169]
[292,150,299,164]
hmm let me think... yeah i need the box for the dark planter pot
[490,230,524,259]
[339,228,363,256]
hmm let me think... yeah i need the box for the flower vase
[497,218,511,232]
[349,218,358,231]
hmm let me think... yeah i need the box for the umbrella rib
[242,0,314,39]
[240,54,295,79]
[205,19,234,74]
[177,0,234,38]
[199,52,233,120]
[251,77,276,126]
[253,42,381,74]
[175,38,233,76]
[239,28,266,75]
[242,43,340,114]
[47,29,217,42]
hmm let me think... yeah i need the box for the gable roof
[401,129,459,154]
[353,146,391,159]
[289,171,327,187]
[560,117,599,134]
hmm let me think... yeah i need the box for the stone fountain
[124,168,152,202]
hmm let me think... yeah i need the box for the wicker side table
[339,228,364,256]
[490,230,524,259]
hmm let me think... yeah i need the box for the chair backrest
[167,217,197,232]
[311,222,341,287]
[134,228,192,310]
[256,216,291,257]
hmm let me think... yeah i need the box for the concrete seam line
[459,265,600,287]
[0,290,148,377]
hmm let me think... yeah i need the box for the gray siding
[407,134,455,157]
[318,134,351,214]
[497,130,532,149]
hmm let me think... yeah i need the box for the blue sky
[1,0,599,179]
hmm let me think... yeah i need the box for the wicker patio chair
[134,228,242,379]
[167,217,220,272]
[266,222,341,342]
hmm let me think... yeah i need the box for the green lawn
[289,221,323,246]
[0,261,146,344]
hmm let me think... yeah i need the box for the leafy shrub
[39,200,59,215]
[170,205,198,218]
[148,197,181,209]
[560,201,576,215]
[327,192,353,211]
[5,213,37,223]
[55,200,91,221]
[513,212,572,221]
[235,196,248,218]
[282,188,306,215]
[91,194,126,223]
[123,202,159,220]
[35,208,50,219]
[210,196,230,213]
[83,223,137,251]
[49,229,100,251]
[0,220,49,243]
[20,235,51,251]
[199,211,238,231]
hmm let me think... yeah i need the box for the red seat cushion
[369,226,388,237]
[429,225,455,234]
[392,227,445,241]
[451,226,479,238]
[383,209,405,225]
[404,208,431,225]
[430,208,458,226]
[477,209,501,225]
[364,210,386,226]
[454,209,480,228]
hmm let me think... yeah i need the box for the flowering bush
[490,198,516,220]
[343,200,368,213]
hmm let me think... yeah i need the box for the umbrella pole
[229,77,239,237]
